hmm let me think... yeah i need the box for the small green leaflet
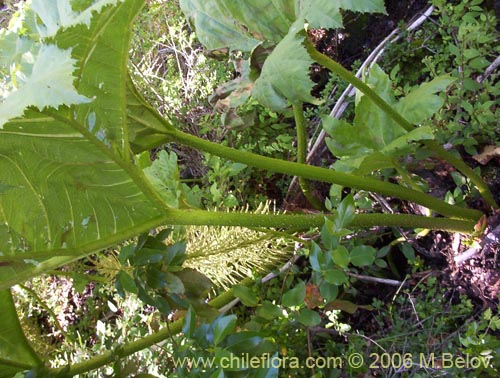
[297,308,321,326]
[233,285,259,307]
[330,194,355,235]
[331,246,350,269]
[213,315,237,346]
[350,245,376,267]
[144,151,183,209]
[281,280,306,308]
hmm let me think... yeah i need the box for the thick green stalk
[127,71,486,218]
[305,42,498,210]
[0,205,476,265]
[47,277,254,377]
[165,209,476,234]
[162,127,481,221]
[293,103,326,210]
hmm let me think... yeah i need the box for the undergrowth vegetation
[0,0,499,377]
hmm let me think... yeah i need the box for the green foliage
[0,0,498,377]
[115,231,216,317]
[384,0,500,153]
[460,305,500,375]
[253,30,321,110]
[0,0,170,292]
[0,290,41,377]
[201,98,296,208]
[202,155,249,207]
[158,306,280,378]
[181,0,386,110]
[323,64,452,173]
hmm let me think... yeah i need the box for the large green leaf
[180,0,385,52]
[181,0,386,110]
[0,290,41,377]
[0,0,171,290]
[179,0,292,51]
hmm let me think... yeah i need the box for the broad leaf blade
[0,38,90,128]
[0,113,165,286]
[294,0,386,33]
[180,0,386,52]
[354,64,404,149]
[179,0,295,51]
[181,0,386,111]
[323,65,446,174]
[57,0,144,155]
[0,290,41,377]
[0,0,170,290]
[180,0,271,51]
[29,0,127,38]
[253,31,320,110]
[337,0,386,14]
[297,0,343,29]
[323,117,373,158]
[395,75,455,125]
[381,126,435,154]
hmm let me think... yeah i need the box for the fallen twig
[453,241,481,265]
[454,222,500,265]
[477,55,500,83]
[348,272,404,287]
